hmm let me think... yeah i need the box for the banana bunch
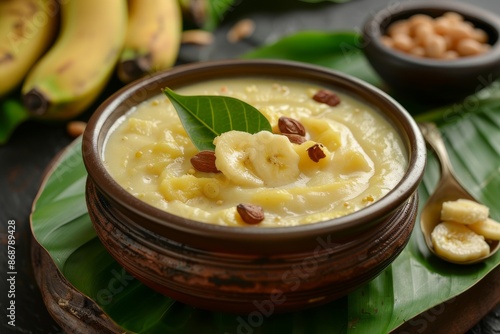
[431,199,500,263]
[22,0,128,120]
[0,0,58,97]
[0,0,183,124]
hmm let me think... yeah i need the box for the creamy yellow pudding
[104,78,407,227]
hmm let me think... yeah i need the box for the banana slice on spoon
[431,221,490,263]
[418,122,500,264]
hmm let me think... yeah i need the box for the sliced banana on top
[214,130,300,187]
[214,131,263,187]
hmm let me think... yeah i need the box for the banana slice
[431,221,490,262]
[440,199,489,225]
[249,131,301,187]
[214,130,301,187]
[214,131,263,187]
[468,218,500,240]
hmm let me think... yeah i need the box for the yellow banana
[0,0,58,97]
[21,0,127,120]
[117,0,182,83]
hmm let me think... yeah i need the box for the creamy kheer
[104,78,407,227]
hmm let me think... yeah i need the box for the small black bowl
[362,1,500,102]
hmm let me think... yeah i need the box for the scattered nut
[190,151,220,173]
[312,90,341,107]
[227,18,255,43]
[181,29,214,45]
[307,143,327,162]
[282,133,307,145]
[66,121,86,138]
[278,116,306,136]
[237,203,265,224]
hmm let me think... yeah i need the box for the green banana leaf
[0,98,30,145]
[203,0,236,31]
[31,31,500,333]
[243,31,379,87]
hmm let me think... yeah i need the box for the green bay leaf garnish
[163,88,272,151]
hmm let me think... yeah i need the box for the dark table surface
[1,0,499,333]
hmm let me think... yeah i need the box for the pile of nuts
[381,12,490,59]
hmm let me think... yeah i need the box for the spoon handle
[418,122,456,179]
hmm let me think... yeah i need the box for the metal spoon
[418,122,499,264]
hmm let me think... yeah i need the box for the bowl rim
[82,59,426,250]
[362,1,500,67]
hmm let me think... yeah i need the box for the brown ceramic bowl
[82,59,426,313]
[362,1,500,102]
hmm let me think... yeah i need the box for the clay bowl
[82,59,426,313]
[362,1,500,102]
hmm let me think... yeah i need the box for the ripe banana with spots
[0,0,58,97]
[214,130,301,188]
[21,0,127,120]
[117,0,182,83]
